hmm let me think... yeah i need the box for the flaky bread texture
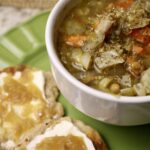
[0,65,64,119]
[73,120,106,150]
[15,117,107,150]
[43,71,64,119]
[0,65,64,150]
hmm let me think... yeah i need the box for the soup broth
[57,0,150,96]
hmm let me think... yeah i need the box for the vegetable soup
[57,0,150,96]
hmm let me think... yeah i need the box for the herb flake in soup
[57,0,150,96]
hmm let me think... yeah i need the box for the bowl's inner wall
[54,0,83,51]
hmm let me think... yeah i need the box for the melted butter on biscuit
[0,68,55,149]
[36,135,87,150]
[27,120,95,150]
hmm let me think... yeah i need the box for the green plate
[0,11,150,150]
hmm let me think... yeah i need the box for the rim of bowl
[46,0,150,104]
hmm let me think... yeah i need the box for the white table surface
[0,6,41,35]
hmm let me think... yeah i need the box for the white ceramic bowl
[46,0,150,126]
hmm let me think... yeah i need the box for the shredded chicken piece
[95,15,114,35]
[94,50,124,72]
[120,74,132,87]
[82,33,105,51]
[82,15,115,52]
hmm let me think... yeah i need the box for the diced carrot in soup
[65,35,87,47]
[115,0,134,9]
[144,43,150,54]
[132,45,144,55]
[131,27,150,44]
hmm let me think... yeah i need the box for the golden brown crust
[44,71,59,103]
[44,73,64,120]
[43,71,64,119]
[73,120,107,150]
[0,65,27,74]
